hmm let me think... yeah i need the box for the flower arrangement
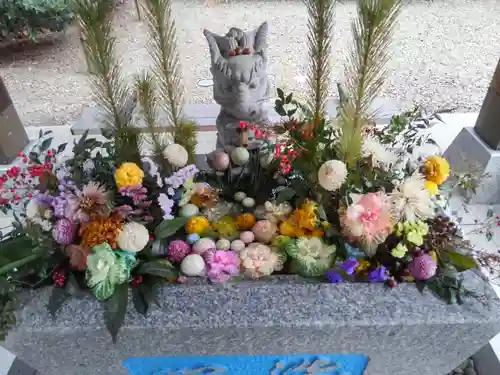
[0,0,493,343]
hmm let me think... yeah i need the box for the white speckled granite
[4,274,500,375]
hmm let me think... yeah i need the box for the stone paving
[0,0,499,128]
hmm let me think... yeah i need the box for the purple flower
[164,165,198,189]
[158,193,174,220]
[36,193,54,207]
[339,258,359,276]
[367,266,389,283]
[326,270,343,284]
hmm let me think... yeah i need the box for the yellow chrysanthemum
[114,163,144,189]
[423,156,450,185]
[279,221,297,237]
[301,200,318,215]
[425,180,439,196]
[185,216,210,235]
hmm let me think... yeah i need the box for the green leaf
[57,142,68,154]
[415,281,426,294]
[132,287,148,316]
[487,208,494,218]
[104,283,128,343]
[446,251,477,272]
[277,88,285,100]
[285,93,293,104]
[154,217,188,239]
[47,287,69,319]
[40,137,53,152]
[276,187,295,204]
[136,260,178,280]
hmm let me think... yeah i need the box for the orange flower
[236,213,257,230]
[80,215,124,249]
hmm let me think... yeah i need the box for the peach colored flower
[239,243,279,279]
[340,192,394,257]
[66,244,91,271]
[66,182,110,223]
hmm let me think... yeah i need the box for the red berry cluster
[239,121,273,140]
[228,47,251,57]
[0,151,55,208]
[52,267,68,287]
[131,275,144,288]
[274,143,299,175]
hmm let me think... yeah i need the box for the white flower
[361,136,397,168]
[117,222,150,253]
[317,160,348,191]
[295,237,336,264]
[26,200,41,219]
[163,143,188,168]
[263,201,293,223]
[390,172,435,221]
[239,243,279,279]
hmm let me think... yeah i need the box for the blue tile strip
[124,354,369,375]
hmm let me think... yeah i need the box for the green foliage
[104,282,128,343]
[154,217,188,239]
[304,0,336,123]
[337,0,402,168]
[142,0,196,155]
[74,0,141,165]
[0,0,73,43]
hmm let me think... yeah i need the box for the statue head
[203,22,269,121]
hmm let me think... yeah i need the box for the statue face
[203,22,270,121]
[211,55,269,120]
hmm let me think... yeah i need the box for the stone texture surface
[444,127,500,204]
[4,274,500,375]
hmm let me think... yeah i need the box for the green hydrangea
[396,221,429,246]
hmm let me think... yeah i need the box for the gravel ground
[0,0,499,127]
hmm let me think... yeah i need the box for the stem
[0,253,42,276]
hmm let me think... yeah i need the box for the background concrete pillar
[0,77,29,164]
[473,58,500,150]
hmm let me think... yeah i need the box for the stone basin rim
[11,274,500,333]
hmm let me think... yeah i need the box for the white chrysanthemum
[117,222,150,253]
[317,160,348,191]
[163,143,188,167]
[25,200,41,219]
[362,136,397,168]
[390,172,435,221]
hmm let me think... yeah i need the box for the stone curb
[0,346,37,375]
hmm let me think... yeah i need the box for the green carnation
[86,243,136,301]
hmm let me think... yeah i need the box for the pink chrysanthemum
[340,192,394,256]
[408,253,437,281]
[65,182,109,223]
[204,250,240,283]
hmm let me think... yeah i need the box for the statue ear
[203,29,224,65]
[253,21,268,56]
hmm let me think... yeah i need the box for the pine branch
[338,0,402,167]
[74,0,133,131]
[142,0,197,164]
[74,0,141,164]
[305,0,336,125]
[142,0,184,129]
[135,72,172,170]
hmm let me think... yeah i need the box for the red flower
[28,164,46,177]
[239,121,248,129]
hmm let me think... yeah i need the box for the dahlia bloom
[204,250,240,283]
[116,222,150,253]
[114,163,144,189]
[163,143,188,168]
[340,192,394,256]
[65,182,109,223]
